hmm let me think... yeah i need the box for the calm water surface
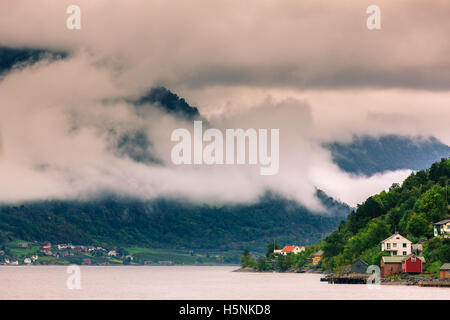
[1,266,449,300]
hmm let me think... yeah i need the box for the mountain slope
[132,86,200,120]
[320,157,450,271]
[0,191,350,253]
[0,46,67,76]
[324,135,450,176]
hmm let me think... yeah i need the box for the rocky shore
[234,267,450,287]
[233,265,325,273]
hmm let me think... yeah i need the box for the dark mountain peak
[0,46,67,76]
[133,86,200,120]
[324,134,450,176]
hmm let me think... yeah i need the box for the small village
[0,239,233,266]
[0,241,137,266]
[271,218,450,287]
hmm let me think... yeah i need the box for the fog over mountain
[325,135,450,176]
[1,1,450,209]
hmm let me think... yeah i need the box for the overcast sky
[0,0,448,208]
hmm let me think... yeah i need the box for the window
[393,243,397,247]
[403,251,407,255]
[386,243,391,249]
[412,257,416,262]
[403,243,407,248]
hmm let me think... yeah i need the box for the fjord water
[1,266,449,300]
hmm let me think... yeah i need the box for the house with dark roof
[351,259,368,274]
[433,219,450,237]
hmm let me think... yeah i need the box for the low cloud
[1,1,450,91]
[0,53,421,208]
[0,1,448,209]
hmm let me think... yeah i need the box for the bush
[406,213,431,238]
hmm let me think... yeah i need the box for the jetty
[323,273,370,284]
[418,280,450,288]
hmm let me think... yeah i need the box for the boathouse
[351,259,368,274]
[381,256,403,277]
[401,254,425,274]
[440,263,450,279]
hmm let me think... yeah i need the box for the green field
[1,240,241,265]
[3,240,40,258]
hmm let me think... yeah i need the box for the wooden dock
[418,280,450,287]
[323,273,370,284]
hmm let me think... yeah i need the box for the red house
[401,254,425,274]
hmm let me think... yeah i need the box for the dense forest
[241,158,450,273]
[0,191,350,252]
[320,157,450,272]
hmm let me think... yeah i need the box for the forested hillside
[0,191,350,252]
[320,158,450,272]
[325,135,450,176]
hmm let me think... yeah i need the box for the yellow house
[312,250,323,265]
[434,219,450,237]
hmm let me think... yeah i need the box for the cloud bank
[0,0,448,208]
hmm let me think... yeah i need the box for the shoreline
[233,267,450,287]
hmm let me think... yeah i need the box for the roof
[434,219,450,226]
[281,246,297,252]
[440,263,450,270]
[352,259,368,265]
[314,250,324,256]
[381,256,404,263]
[401,254,425,263]
[380,233,412,244]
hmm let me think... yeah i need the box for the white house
[380,233,412,256]
[433,219,450,237]
[108,250,117,256]
[276,245,307,255]
[41,242,51,249]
